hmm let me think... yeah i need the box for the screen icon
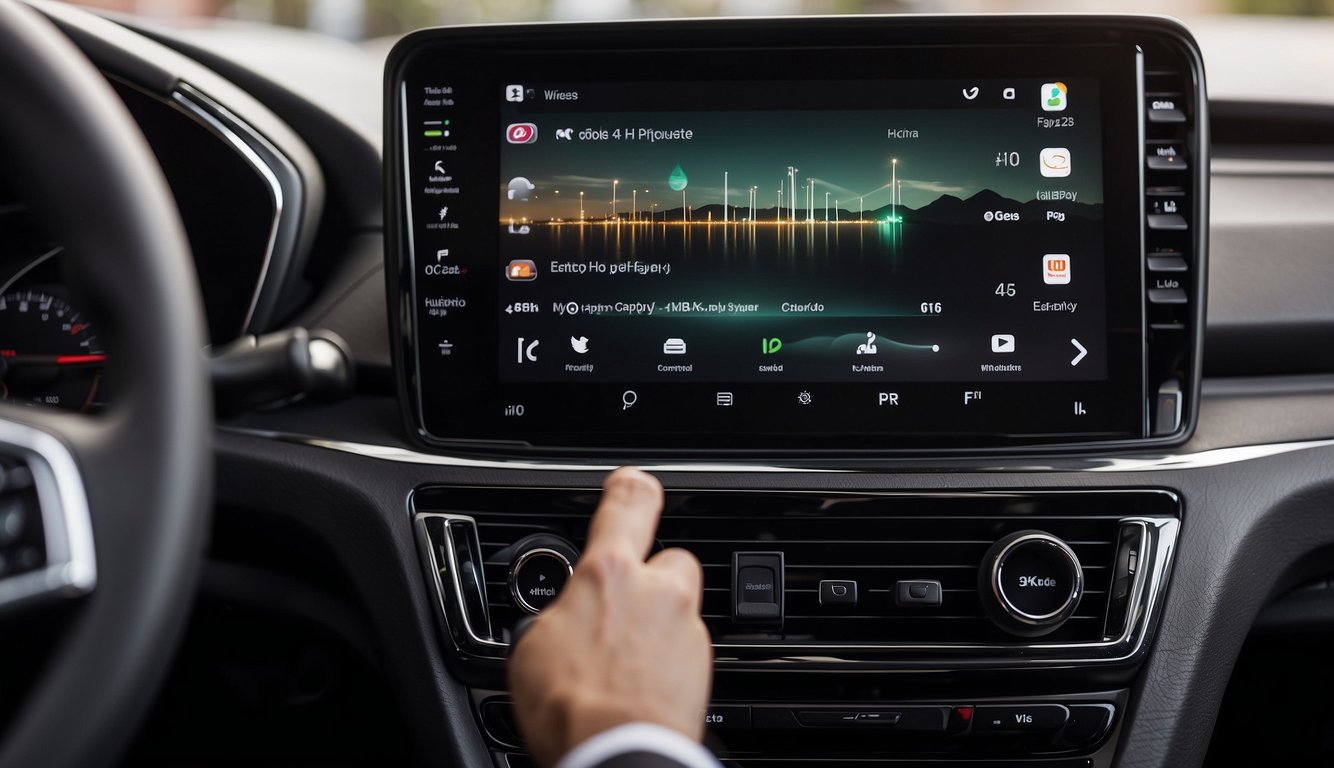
[1002,86,1016,100]
[516,337,539,363]
[621,390,638,410]
[505,84,525,102]
[433,160,447,175]
[507,176,535,201]
[856,332,878,355]
[761,337,782,355]
[570,336,589,354]
[991,334,1016,353]
[663,338,687,355]
[506,123,538,144]
[1070,338,1088,366]
[716,392,734,407]
[961,86,980,101]
[555,128,574,141]
[1041,82,1068,111]
[1039,147,1071,178]
[505,259,537,281]
[797,390,813,405]
[1043,254,1071,285]
[436,248,449,262]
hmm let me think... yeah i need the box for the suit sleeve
[555,723,722,768]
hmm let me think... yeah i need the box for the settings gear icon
[796,390,813,406]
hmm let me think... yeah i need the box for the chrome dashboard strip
[170,83,302,336]
[0,416,96,613]
[223,426,1334,474]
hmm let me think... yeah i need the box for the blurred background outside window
[58,0,1333,41]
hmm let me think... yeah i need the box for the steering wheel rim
[0,2,211,767]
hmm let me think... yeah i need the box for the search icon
[621,390,638,410]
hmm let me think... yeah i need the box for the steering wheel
[0,3,211,767]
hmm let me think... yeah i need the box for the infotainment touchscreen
[388,20,1175,451]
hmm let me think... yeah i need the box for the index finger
[584,467,664,560]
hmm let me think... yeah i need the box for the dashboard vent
[416,488,1178,648]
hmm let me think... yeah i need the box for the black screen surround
[385,17,1207,454]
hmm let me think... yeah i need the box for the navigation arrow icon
[1070,338,1088,366]
[538,574,546,582]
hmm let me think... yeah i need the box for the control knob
[978,530,1083,637]
[507,534,579,614]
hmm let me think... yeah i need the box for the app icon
[505,259,537,281]
[991,334,1016,353]
[761,337,782,355]
[1002,86,1016,100]
[856,332,878,355]
[516,337,539,363]
[570,336,589,354]
[621,390,638,410]
[1044,254,1071,285]
[555,128,574,140]
[505,84,525,103]
[1039,147,1071,178]
[961,86,980,101]
[436,248,449,262]
[506,123,538,144]
[797,390,813,405]
[1041,82,1068,111]
[507,177,535,201]
[716,392,734,407]
[663,338,687,355]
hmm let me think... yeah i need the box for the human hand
[507,467,712,766]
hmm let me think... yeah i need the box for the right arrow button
[1070,338,1088,367]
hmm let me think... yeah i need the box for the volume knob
[979,530,1083,638]
[508,534,579,615]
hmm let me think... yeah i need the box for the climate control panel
[414,487,1179,668]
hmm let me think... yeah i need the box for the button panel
[1142,55,1201,439]
[479,694,1119,759]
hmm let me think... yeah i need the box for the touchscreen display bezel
[386,18,1170,454]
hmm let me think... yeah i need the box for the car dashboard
[3,4,1334,768]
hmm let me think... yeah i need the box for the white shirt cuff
[555,722,721,768]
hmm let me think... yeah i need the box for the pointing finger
[584,467,664,561]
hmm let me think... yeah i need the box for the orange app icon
[1043,254,1071,285]
[506,259,537,281]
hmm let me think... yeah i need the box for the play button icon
[991,334,1016,353]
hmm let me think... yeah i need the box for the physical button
[733,552,784,625]
[1147,98,1186,123]
[974,704,1069,732]
[980,530,1083,637]
[702,705,752,730]
[895,579,942,607]
[819,579,858,606]
[1148,288,1188,304]
[795,707,947,731]
[1147,214,1188,231]
[1147,153,1188,171]
[510,549,572,614]
[1147,254,1188,272]
[1056,704,1115,748]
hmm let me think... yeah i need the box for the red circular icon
[506,123,537,144]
